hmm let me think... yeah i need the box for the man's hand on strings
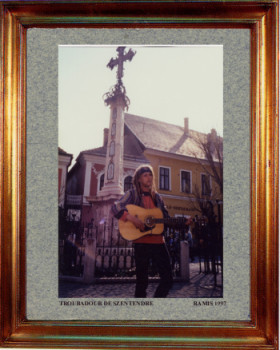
[127,214,145,231]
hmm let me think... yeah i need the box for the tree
[189,129,223,222]
[192,128,223,195]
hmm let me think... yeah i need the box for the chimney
[103,128,109,147]
[207,128,217,155]
[211,128,217,138]
[184,117,189,134]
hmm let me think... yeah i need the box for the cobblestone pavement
[59,262,222,299]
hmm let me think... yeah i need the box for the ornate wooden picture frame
[1,1,278,349]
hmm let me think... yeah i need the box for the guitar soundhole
[145,216,154,228]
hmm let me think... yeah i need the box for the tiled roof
[82,146,107,157]
[81,128,148,163]
[80,113,221,162]
[58,147,73,157]
[124,113,207,159]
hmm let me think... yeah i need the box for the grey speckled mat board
[27,29,250,321]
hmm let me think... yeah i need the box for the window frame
[97,172,105,193]
[201,173,212,196]
[123,175,133,192]
[159,166,171,191]
[180,169,192,194]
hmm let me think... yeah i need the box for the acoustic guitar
[118,204,189,241]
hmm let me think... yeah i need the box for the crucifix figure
[107,46,136,83]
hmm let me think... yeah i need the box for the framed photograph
[1,1,278,349]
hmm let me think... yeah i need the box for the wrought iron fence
[59,207,94,277]
[59,212,223,285]
[192,216,223,287]
[95,222,135,278]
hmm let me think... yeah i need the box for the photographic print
[1,1,278,348]
[58,45,223,300]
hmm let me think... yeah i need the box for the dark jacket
[111,187,169,219]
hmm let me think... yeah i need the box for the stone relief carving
[109,141,115,156]
[107,162,114,180]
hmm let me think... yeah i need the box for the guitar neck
[153,217,186,225]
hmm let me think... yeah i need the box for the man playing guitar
[112,164,191,298]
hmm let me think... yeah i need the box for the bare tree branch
[190,129,223,195]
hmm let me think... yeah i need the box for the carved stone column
[98,95,125,200]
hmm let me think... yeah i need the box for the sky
[58,45,223,162]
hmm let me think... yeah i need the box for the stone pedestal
[91,195,123,246]
[180,241,190,281]
[82,196,123,283]
[82,237,97,284]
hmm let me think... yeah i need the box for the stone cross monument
[107,46,136,83]
[99,46,136,200]
[82,47,136,283]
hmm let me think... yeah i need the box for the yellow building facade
[67,112,223,224]
[122,113,223,221]
[144,149,222,220]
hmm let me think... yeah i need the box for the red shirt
[121,193,165,244]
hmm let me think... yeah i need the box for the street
[59,261,222,298]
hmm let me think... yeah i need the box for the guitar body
[118,204,164,241]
